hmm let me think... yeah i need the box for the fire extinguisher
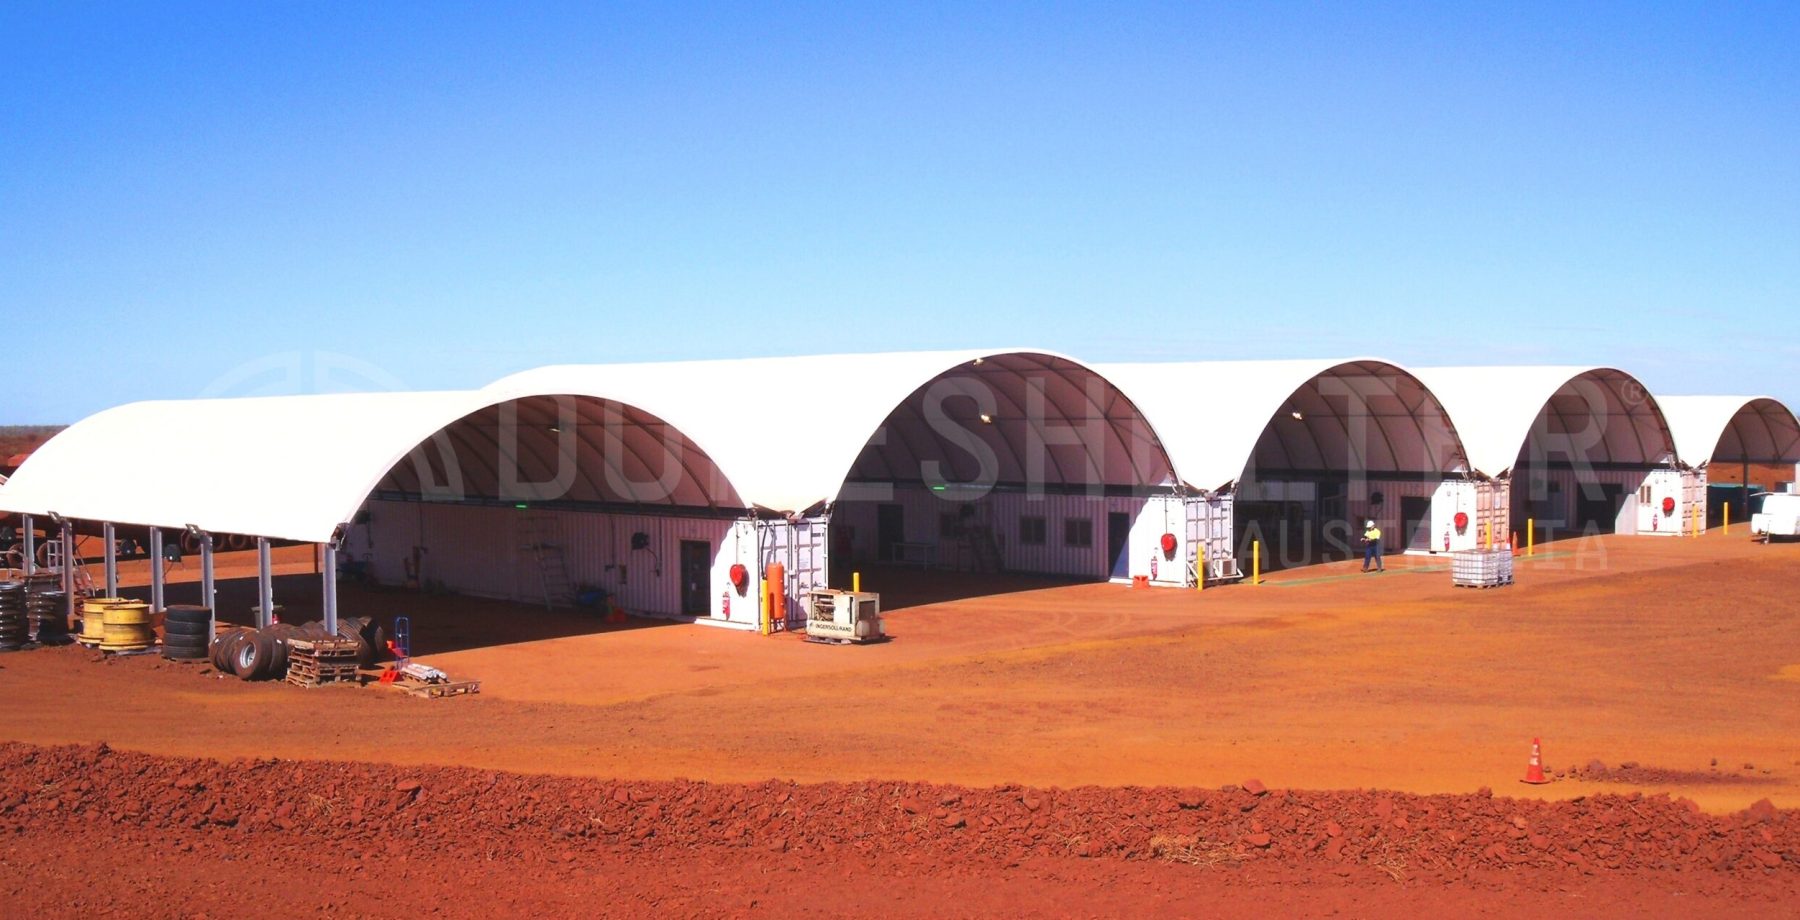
[721,590,730,617]
[1443,529,1450,551]
[1150,556,1159,580]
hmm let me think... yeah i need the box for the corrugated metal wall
[833,489,1166,580]
[1510,467,1659,539]
[1232,475,1457,563]
[355,500,780,629]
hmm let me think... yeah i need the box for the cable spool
[100,601,154,652]
[0,580,28,651]
[27,587,72,645]
[79,597,128,647]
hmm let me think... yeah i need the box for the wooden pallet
[400,679,481,699]
[286,660,359,687]
[286,636,362,687]
[288,636,359,659]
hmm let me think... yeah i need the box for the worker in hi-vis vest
[1361,520,1384,573]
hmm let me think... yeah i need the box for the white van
[1749,492,1800,542]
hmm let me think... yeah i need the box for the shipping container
[832,486,1190,583]
[1509,466,1668,541]
[351,499,824,631]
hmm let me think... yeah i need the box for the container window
[1063,518,1093,548]
[1019,516,1047,546]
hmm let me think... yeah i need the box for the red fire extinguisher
[720,590,730,616]
[1150,556,1159,580]
[1443,529,1450,551]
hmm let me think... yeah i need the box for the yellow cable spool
[79,597,129,647]
[100,601,153,651]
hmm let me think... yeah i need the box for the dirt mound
[0,742,1792,879]
[1565,758,1782,787]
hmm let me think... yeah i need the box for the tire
[232,629,277,680]
[164,605,212,625]
[164,619,210,637]
[364,624,387,667]
[334,617,375,665]
[161,637,207,660]
[211,628,250,670]
[265,624,301,673]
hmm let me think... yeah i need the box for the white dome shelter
[1098,359,1471,572]
[1413,367,1680,543]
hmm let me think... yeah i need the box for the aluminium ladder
[518,515,575,610]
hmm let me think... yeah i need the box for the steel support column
[148,526,165,613]
[322,544,339,636]
[256,537,273,628]
[60,523,75,627]
[200,534,216,632]
[21,514,34,575]
[103,522,118,596]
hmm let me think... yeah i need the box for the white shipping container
[353,499,822,631]
[1510,467,1659,539]
[833,487,1183,582]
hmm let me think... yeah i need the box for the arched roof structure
[1657,396,1800,467]
[488,349,1180,509]
[0,390,745,543]
[1095,359,1467,492]
[1412,367,1677,477]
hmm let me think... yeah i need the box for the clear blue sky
[4,2,1797,423]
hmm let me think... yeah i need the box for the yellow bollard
[1197,547,1205,592]
[1485,521,1493,551]
[1252,540,1261,585]
[1527,518,1535,557]
[852,571,861,593]
[760,578,772,636]
[1724,502,1730,535]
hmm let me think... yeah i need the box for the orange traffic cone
[1521,738,1550,784]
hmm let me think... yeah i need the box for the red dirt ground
[1,530,1797,915]
[0,742,1793,918]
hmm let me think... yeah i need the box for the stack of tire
[27,587,72,645]
[0,581,27,651]
[209,616,384,682]
[160,605,212,660]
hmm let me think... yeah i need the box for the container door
[1401,496,1431,551]
[1107,511,1130,579]
[1574,484,1626,535]
[679,540,710,615]
[876,504,904,562]
[761,515,830,631]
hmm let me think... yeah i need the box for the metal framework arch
[1095,358,1470,493]
[836,350,1182,498]
[1413,366,1677,476]
[1658,396,1800,467]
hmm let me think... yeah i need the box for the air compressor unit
[804,588,885,644]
